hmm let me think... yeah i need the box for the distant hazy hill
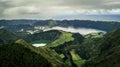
[1,20,120,32]
[0,39,67,67]
[34,20,120,32]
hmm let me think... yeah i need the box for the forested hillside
[0,27,120,67]
[83,29,120,67]
[0,39,67,67]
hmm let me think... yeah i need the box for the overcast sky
[0,0,120,20]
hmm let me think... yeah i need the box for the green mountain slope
[49,33,85,66]
[70,49,85,67]
[0,39,67,67]
[24,30,62,44]
[1,28,120,67]
[78,32,105,60]
[24,30,74,47]
[83,29,120,67]
[48,31,110,67]
[0,29,18,44]
[47,31,74,47]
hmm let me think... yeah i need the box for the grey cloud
[0,0,120,19]
[63,0,120,9]
[0,1,13,18]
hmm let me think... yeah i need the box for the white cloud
[108,9,120,14]
[44,26,106,35]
